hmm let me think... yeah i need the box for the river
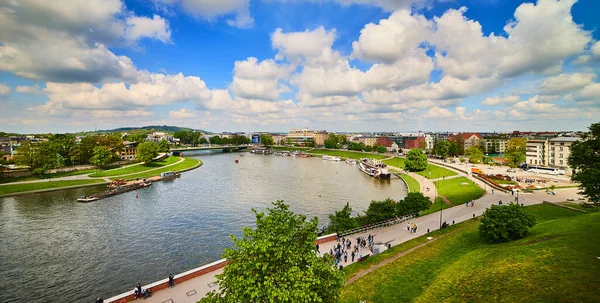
[0,152,407,302]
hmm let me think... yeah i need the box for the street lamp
[438,174,442,230]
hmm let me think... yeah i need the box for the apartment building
[313,131,328,146]
[121,141,139,160]
[526,140,549,166]
[548,137,579,169]
[449,133,483,153]
[287,128,315,145]
[483,139,508,154]
[358,136,378,147]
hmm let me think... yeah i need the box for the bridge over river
[170,145,248,155]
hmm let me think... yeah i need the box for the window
[560,154,563,158]
[559,160,563,165]
[559,147,563,151]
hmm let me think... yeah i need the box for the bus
[526,165,565,175]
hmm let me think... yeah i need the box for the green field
[89,156,180,177]
[559,202,599,213]
[436,177,485,205]
[112,158,202,180]
[0,179,105,195]
[341,204,599,303]
[271,146,313,151]
[399,173,420,193]
[308,149,388,160]
[414,163,457,179]
[419,197,453,216]
[0,169,101,184]
[382,157,406,169]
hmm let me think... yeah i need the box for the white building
[526,140,549,166]
[548,137,579,171]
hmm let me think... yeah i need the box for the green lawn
[382,157,406,168]
[559,202,599,213]
[399,173,420,193]
[341,204,599,303]
[420,197,454,216]
[270,146,313,151]
[0,169,101,184]
[414,163,457,179]
[308,149,388,160]
[0,179,105,195]
[436,177,485,205]
[89,156,180,177]
[112,158,202,180]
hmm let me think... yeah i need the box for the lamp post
[438,174,442,230]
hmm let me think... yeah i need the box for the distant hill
[101,125,209,134]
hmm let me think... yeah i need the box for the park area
[341,204,600,303]
[382,157,458,180]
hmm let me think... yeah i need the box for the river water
[0,152,407,302]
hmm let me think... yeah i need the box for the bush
[479,203,536,243]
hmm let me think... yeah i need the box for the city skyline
[1,0,600,133]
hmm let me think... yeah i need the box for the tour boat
[346,159,357,165]
[358,158,391,179]
[77,196,100,202]
[322,155,341,161]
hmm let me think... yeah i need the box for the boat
[346,159,357,165]
[322,155,341,161]
[77,196,100,202]
[358,158,391,179]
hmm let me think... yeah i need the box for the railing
[337,213,417,238]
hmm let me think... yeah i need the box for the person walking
[407,222,410,231]
[351,251,355,262]
[169,273,174,288]
[466,201,469,207]
[414,224,418,233]
[344,251,348,263]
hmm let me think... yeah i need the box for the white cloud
[570,83,600,102]
[0,83,10,96]
[169,108,199,119]
[514,95,557,112]
[229,57,293,101]
[272,27,336,63]
[155,0,253,28]
[481,95,520,106]
[0,0,171,83]
[425,106,454,118]
[592,41,600,57]
[538,73,596,95]
[15,85,44,95]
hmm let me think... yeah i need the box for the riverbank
[0,157,202,197]
[307,149,388,160]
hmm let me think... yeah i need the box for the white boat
[77,196,100,202]
[358,158,391,179]
[345,159,357,165]
[322,155,341,161]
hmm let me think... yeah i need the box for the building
[483,139,508,154]
[358,136,377,147]
[404,136,426,149]
[287,128,315,146]
[146,132,173,143]
[526,140,549,166]
[377,136,393,148]
[120,141,139,160]
[548,137,579,170]
[449,133,483,153]
[313,131,328,146]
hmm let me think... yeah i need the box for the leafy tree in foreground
[136,142,158,165]
[90,146,114,167]
[404,148,427,172]
[465,146,484,164]
[479,204,536,243]
[201,201,344,303]
[568,122,600,205]
[15,141,57,176]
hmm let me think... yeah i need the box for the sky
[0,0,599,134]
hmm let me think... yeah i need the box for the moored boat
[346,159,357,165]
[358,158,391,179]
[322,155,341,161]
[77,196,100,202]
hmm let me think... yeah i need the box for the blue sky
[0,0,599,134]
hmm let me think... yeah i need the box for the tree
[465,146,484,164]
[209,136,222,145]
[448,142,459,157]
[157,140,170,153]
[434,140,450,158]
[89,146,114,167]
[404,148,427,172]
[14,141,57,176]
[327,202,359,233]
[568,123,600,205]
[324,134,346,149]
[201,201,344,303]
[136,141,158,165]
[479,204,536,243]
[396,192,432,216]
[364,145,373,152]
[260,134,274,146]
[360,198,397,225]
[198,137,209,145]
[376,145,387,154]
[505,138,526,168]
[454,136,465,155]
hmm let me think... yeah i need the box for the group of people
[407,222,418,233]
[515,177,546,184]
[465,200,475,207]
[319,234,375,268]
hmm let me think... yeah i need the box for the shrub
[479,203,536,243]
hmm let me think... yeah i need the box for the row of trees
[326,192,432,233]
[431,138,527,167]
[208,135,251,145]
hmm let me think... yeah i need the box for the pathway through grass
[89,156,180,177]
[0,179,105,195]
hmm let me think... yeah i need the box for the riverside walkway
[106,159,585,303]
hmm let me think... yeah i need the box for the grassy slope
[399,173,420,193]
[382,157,406,168]
[111,158,202,180]
[0,179,105,195]
[89,156,180,177]
[0,169,101,184]
[436,177,485,206]
[383,157,458,180]
[341,205,599,303]
[420,197,453,216]
[308,149,388,160]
